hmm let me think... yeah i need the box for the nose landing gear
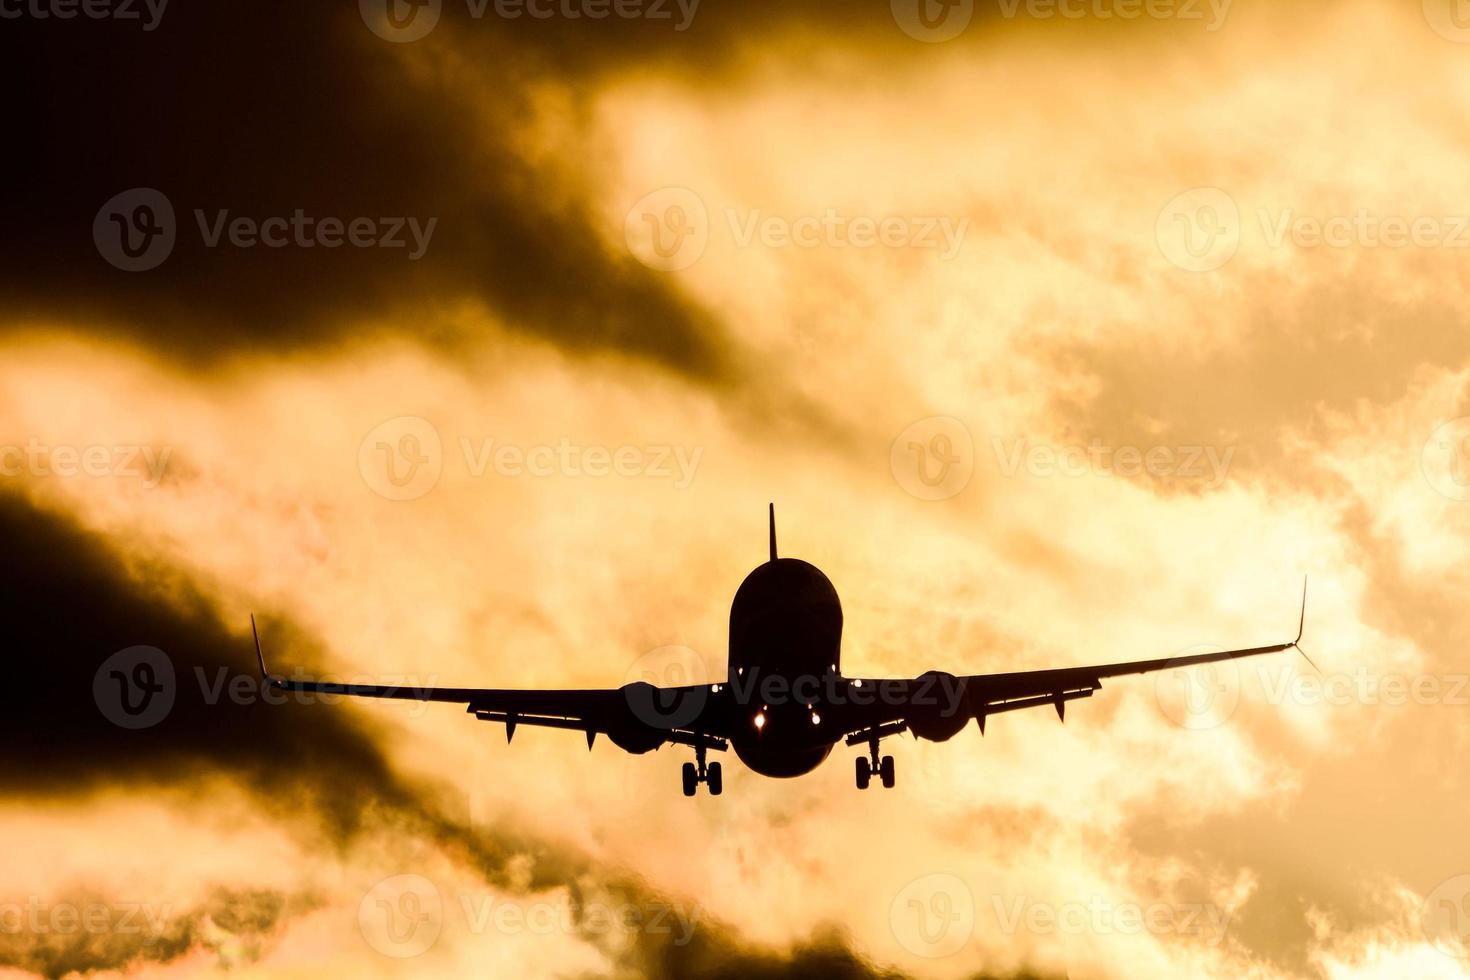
[681,741,723,796]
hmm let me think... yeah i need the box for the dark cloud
[0,488,418,837]
[0,886,320,980]
[4,2,730,378]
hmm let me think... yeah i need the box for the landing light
[811,713,821,725]
[754,713,766,730]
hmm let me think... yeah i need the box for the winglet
[251,614,267,678]
[768,503,778,563]
[1291,577,1320,673]
[251,615,284,687]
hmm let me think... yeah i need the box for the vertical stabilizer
[769,503,778,562]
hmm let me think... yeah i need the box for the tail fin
[769,503,777,562]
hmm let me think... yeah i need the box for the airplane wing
[250,618,731,753]
[829,581,1309,742]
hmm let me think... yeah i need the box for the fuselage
[726,557,843,777]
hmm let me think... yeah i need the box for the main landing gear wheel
[683,743,722,796]
[879,755,895,789]
[855,756,871,790]
[682,762,698,797]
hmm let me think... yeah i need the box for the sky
[5,0,1470,976]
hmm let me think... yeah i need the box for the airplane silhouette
[253,505,1308,796]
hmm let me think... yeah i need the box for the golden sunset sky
[5,0,1470,977]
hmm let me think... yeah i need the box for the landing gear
[853,734,896,790]
[683,742,723,796]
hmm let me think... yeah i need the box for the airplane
[252,505,1309,796]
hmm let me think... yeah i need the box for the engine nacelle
[904,670,969,742]
[609,681,706,753]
